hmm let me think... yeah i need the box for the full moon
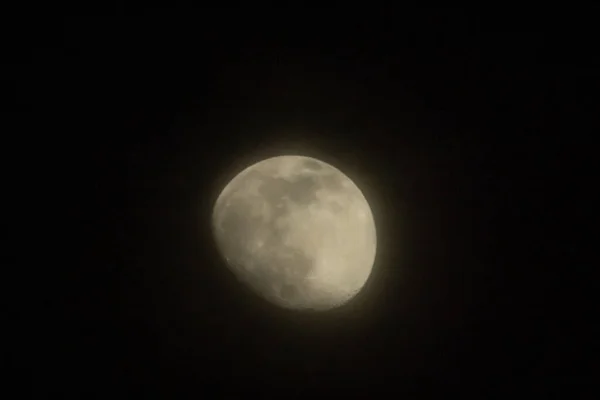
[212,155,377,311]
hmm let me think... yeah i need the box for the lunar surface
[212,155,377,310]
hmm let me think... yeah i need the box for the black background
[10,8,593,397]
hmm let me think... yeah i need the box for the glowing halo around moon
[211,155,377,311]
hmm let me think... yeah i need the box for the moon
[212,155,377,311]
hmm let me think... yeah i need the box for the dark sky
[11,9,592,397]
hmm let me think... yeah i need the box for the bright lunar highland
[212,155,377,310]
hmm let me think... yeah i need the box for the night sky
[12,9,592,397]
